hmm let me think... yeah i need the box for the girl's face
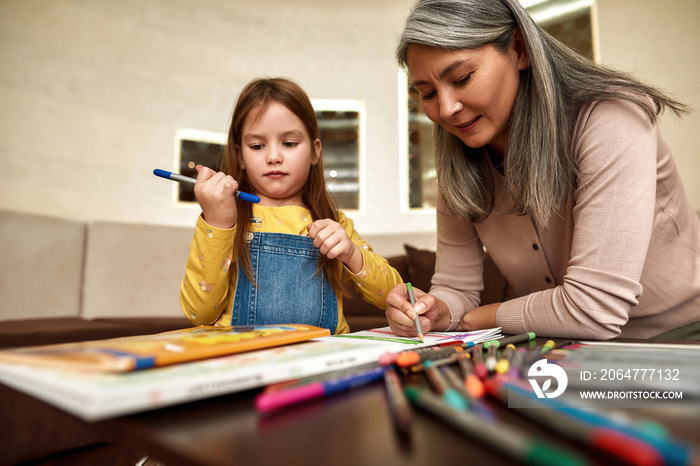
[406,30,529,155]
[237,101,321,207]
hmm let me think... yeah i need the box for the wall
[595,0,700,206]
[1,0,698,240]
[0,0,427,237]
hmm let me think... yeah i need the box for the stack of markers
[382,333,594,466]
[253,333,700,466]
[382,334,699,466]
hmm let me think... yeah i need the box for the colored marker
[153,168,260,203]
[482,332,537,349]
[484,378,664,466]
[471,346,489,379]
[521,346,544,377]
[381,340,472,367]
[383,366,412,433]
[457,352,485,399]
[396,344,469,368]
[406,282,423,342]
[540,340,556,354]
[508,348,527,380]
[485,343,499,373]
[254,366,385,413]
[495,344,516,375]
[263,362,379,393]
[441,366,473,405]
[403,385,589,466]
[409,353,461,373]
[422,360,467,411]
[441,365,496,420]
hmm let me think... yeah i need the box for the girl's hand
[194,165,239,229]
[385,284,450,336]
[456,303,500,331]
[307,219,363,273]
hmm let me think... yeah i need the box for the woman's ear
[512,26,530,70]
[311,138,322,166]
[235,144,245,169]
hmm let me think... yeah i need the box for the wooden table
[84,337,700,466]
[3,337,700,466]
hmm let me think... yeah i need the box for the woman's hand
[194,165,239,229]
[307,219,363,273]
[385,284,451,336]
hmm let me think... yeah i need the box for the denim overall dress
[230,232,339,333]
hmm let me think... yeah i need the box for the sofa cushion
[82,221,194,319]
[404,243,436,293]
[0,210,85,320]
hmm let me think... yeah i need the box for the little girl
[179,77,402,334]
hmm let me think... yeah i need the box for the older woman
[385,0,700,339]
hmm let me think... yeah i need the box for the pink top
[431,98,700,339]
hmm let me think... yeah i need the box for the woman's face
[406,31,529,155]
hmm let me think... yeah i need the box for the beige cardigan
[431,98,700,339]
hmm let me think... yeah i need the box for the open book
[0,324,331,372]
[0,326,501,420]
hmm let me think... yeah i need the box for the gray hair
[397,0,690,227]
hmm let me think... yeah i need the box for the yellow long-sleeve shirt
[179,205,403,334]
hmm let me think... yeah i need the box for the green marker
[406,282,423,342]
[483,332,537,349]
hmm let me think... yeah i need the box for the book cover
[0,324,331,372]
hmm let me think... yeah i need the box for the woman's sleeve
[430,195,483,330]
[179,215,236,326]
[496,100,657,339]
[339,213,404,310]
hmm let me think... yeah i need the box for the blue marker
[254,366,386,413]
[153,169,260,203]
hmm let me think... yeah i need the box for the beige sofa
[2,209,194,322]
[0,209,447,346]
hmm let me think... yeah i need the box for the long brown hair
[221,77,346,294]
